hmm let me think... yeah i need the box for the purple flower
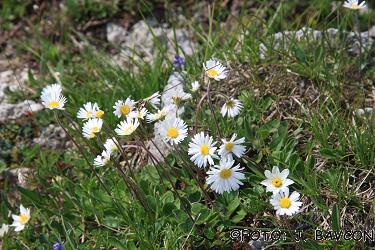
[53,242,64,250]
[173,55,185,69]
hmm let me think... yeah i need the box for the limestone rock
[108,20,196,67]
[0,68,43,122]
[257,26,375,59]
[33,124,72,149]
[147,71,187,163]
[0,101,43,122]
[106,22,127,44]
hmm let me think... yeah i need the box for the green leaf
[188,191,202,203]
[173,209,188,223]
[196,209,211,225]
[204,227,215,240]
[161,191,174,203]
[139,179,150,194]
[320,148,343,160]
[293,45,306,63]
[258,120,280,138]
[146,195,157,213]
[331,203,340,232]
[191,203,205,215]
[226,198,240,217]
[231,209,247,223]
[162,202,175,217]
[17,186,42,204]
[314,45,323,62]
[299,240,324,250]
[103,216,120,228]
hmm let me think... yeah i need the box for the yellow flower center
[225,142,234,152]
[172,96,182,105]
[95,110,104,118]
[207,68,218,78]
[120,105,130,115]
[158,111,166,121]
[226,100,235,108]
[351,3,360,9]
[200,144,209,155]
[49,101,59,108]
[123,125,135,135]
[272,177,283,188]
[92,126,100,133]
[219,168,232,179]
[89,131,95,138]
[167,127,179,138]
[279,197,292,208]
[85,111,92,118]
[19,214,29,224]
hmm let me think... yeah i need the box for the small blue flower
[53,242,64,250]
[173,55,185,69]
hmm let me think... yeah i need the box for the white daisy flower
[270,188,302,216]
[77,102,104,120]
[104,137,119,155]
[163,88,192,107]
[0,224,9,237]
[144,92,161,108]
[343,0,367,10]
[203,58,228,81]
[41,84,66,110]
[113,98,135,118]
[41,83,62,96]
[94,150,111,167]
[82,118,103,139]
[206,158,245,194]
[146,105,172,122]
[158,116,188,145]
[191,81,200,92]
[188,132,218,168]
[221,98,242,118]
[129,108,148,120]
[260,166,294,194]
[115,117,139,136]
[218,134,246,160]
[11,204,31,232]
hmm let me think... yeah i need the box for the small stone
[354,108,374,117]
[106,23,127,44]
[0,101,43,122]
[33,124,72,149]
[0,68,42,122]
[7,168,33,188]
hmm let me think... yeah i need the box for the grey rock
[0,101,43,122]
[0,68,43,122]
[108,20,196,67]
[258,26,375,59]
[0,69,22,103]
[249,236,265,250]
[354,107,374,117]
[147,71,187,163]
[33,124,72,149]
[106,22,127,44]
[3,167,33,188]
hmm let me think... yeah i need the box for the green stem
[53,111,127,220]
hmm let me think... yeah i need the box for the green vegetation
[0,0,374,249]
